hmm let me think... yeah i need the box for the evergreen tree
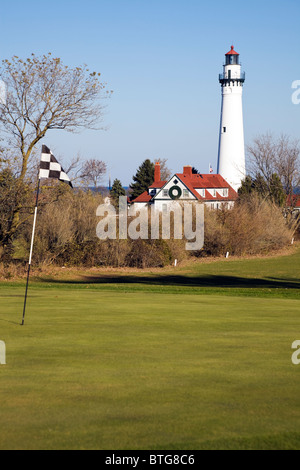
[254,174,269,196]
[238,173,286,207]
[130,159,155,199]
[269,173,287,207]
[110,178,126,201]
[238,175,255,198]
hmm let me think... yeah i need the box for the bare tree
[247,133,277,183]
[274,135,300,197]
[80,159,107,188]
[247,133,300,196]
[0,53,112,248]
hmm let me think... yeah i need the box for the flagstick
[21,178,41,326]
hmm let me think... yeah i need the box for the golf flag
[39,145,73,188]
[22,145,73,325]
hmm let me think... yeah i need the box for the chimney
[183,165,192,178]
[154,162,161,183]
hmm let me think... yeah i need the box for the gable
[153,174,198,201]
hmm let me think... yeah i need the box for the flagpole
[21,177,41,326]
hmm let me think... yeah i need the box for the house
[287,194,300,212]
[131,162,238,211]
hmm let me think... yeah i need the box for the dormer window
[196,189,205,197]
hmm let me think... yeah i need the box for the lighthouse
[217,45,246,192]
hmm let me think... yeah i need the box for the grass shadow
[39,273,300,291]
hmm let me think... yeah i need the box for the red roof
[149,181,167,189]
[178,172,233,189]
[226,45,239,55]
[177,173,237,202]
[131,191,152,203]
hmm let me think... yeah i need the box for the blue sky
[1,0,299,185]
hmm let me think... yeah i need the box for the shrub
[6,188,296,270]
[125,239,173,268]
[198,194,295,257]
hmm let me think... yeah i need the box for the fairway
[0,249,300,450]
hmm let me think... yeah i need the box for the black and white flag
[39,145,73,188]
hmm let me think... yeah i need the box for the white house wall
[151,199,194,212]
[133,199,234,212]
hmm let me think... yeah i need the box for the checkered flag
[39,145,73,188]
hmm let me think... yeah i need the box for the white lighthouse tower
[217,45,246,191]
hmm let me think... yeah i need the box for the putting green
[0,285,300,450]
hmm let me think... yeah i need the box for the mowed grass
[0,248,300,450]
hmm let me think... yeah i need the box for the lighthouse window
[223,127,226,133]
